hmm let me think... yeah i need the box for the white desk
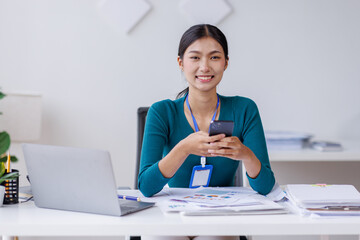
[269,141,360,162]
[264,141,360,191]
[1,200,360,238]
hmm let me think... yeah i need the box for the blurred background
[1,0,360,191]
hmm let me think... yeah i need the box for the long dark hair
[176,24,229,99]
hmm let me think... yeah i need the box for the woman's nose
[200,60,210,72]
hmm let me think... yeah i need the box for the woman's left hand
[207,136,252,162]
[208,135,262,178]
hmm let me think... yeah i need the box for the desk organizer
[1,169,19,204]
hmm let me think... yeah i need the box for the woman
[138,24,275,201]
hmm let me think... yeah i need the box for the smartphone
[209,120,234,137]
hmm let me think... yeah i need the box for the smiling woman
[178,37,227,94]
[176,24,229,99]
[138,24,275,240]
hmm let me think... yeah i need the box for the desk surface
[1,201,360,237]
[269,141,360,162]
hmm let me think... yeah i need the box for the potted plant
[0,89,19,206]
[0,131,19,183]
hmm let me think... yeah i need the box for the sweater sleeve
[241,99,275,195]
[138,101,172,197]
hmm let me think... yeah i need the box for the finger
[211,138,241,148]
[210,153,234,157]
[218,136,240,143]
[208,148,233,155]
[196,131,210,136]
[199,150,212,157]
[210,141,234,149]
[207,134,226,142]
[200,144,218,156]
[207,142,223,150]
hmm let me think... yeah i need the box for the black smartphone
[209,120,234,137]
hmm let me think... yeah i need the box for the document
[285,184,360,217]
[265,131,312,150]
[117,186,288,216]
[311,141,343,152]
[153,187,287,215]
[286,184,360,207]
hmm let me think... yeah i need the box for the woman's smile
[196,75,214,83]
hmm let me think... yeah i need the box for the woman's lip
[196,75,214,82]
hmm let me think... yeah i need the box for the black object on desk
[1,169,19,204]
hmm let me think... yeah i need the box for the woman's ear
[224,57,229,71]
[177,56,183,71]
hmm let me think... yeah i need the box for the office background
[1,0,360,189]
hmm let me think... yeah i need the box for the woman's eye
[190,56,199,60]
[211,56,220,60]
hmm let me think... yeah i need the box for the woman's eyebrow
[209,50,222,54]
[187,50,223,54]
[187,50,201,54]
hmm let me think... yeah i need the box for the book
[311,141,343,152]
[265,131,312,150]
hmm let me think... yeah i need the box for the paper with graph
[152,187,287,215]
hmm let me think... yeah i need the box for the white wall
[1,0,360,188]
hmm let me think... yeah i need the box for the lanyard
[185,94,220,167]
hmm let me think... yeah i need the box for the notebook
[286,184,360,207]
[285,184,360,217]
[22,143,154,216]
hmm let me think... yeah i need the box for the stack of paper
[154,187,288,216]
[265,131,312,150]
[286,184,360,217]
[311,141,343,152]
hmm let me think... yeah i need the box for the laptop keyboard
[119,200,141,214]
[121,205,138,212]
[118,199,155,215]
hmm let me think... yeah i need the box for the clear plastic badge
[189,165,213,188]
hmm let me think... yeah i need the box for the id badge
[189,165,213,188]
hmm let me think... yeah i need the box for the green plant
[0,171,19,185]
[0,89,19,182]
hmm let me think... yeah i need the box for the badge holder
[185,95,218,189]
[189,157,213,188]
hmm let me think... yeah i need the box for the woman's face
[178,37,228,93]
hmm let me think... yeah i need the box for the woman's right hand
[180,131,226,157]
[158,132,225,178]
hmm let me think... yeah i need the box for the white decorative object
[0,92,42,142]
[179,0,232,25]
[0,186,4,207]
[97,0,152,33]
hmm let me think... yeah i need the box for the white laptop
[22,143,154,216]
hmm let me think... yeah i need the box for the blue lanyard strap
[186,94,220,133]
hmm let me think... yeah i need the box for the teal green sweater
[138,95,275,197]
